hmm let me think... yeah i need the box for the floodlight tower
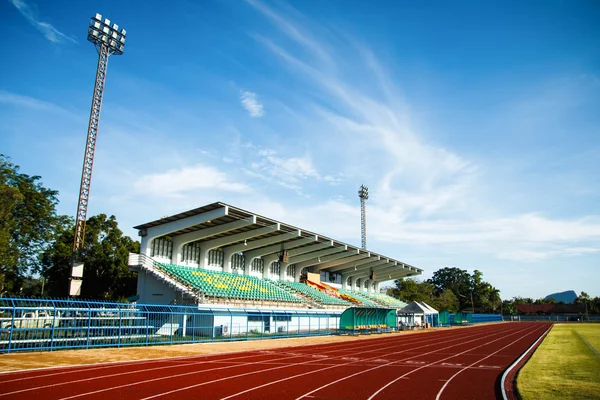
[358,184,369,250]
[70,14,126,297]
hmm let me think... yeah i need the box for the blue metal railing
[447,313,503,325]
[0,297,342,353]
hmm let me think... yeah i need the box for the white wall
[136,270,178,304]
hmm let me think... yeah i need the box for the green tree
[502,299,516,315]
[428,267,472,310]
[489,287,501,313]
[576,291,591,316]
[390,278,435,304]
[433,289,460,312]
[41,214,139,300]
[0,155,63,295]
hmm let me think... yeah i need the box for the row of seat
[272,280,352,306]
[369,293,407,308]
[156,263,301,303]
[156,262,409,308]
[337,289,381,308]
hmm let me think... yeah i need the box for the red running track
[0,322,551,400]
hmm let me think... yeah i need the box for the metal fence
[504,314,600,322]
[447,313,503,325]
[0,297,342,353]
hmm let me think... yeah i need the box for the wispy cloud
[240,90,264,118]
[243,0,600,268]
[10,0,77,44]
[239,143,343,194]
[0,90,77,118]
[248,1,478,218]
[133,164,250,197]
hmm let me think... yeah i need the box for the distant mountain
[545,290,577,303]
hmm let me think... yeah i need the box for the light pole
[358,184,369,250]
[70,14,126,297]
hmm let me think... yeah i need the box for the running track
[0,322,551,400]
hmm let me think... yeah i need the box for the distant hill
[545,290,577,303]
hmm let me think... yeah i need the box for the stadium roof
[135,202,422,281]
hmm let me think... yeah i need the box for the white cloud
[239,143,343,194]
[0,90,76,117]
[240,90,264,118]
[133,164,250,197]
[10,0,77,44]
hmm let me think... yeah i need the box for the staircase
[128,253,204,304]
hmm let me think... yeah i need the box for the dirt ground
[0,330,432,373]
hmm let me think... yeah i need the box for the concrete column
[222,249,236,273]
[341,274,350,289]
[294,266,304,281]
[140,235,151,257]
[262,254,279,279]
[279,262,289,280]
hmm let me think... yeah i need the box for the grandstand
[129,202,421,311]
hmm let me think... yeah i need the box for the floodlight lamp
[121,29,126,35]
[113,23,119,30]
[96,13,102,20]
[105,18,111,25]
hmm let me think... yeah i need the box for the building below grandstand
[128,202,421,310]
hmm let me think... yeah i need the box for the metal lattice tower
[358,184,369,250]
[71,14,126,296]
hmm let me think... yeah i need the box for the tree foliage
[0,155,64,295]
[389,267,503,313]
[41,214,139,300]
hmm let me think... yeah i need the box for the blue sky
[1,0,599,299]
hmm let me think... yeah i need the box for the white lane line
[63,355,315,400]
[0,352,276,397]
[3,328,430,392]
[60,325,486,400]
[364,324,540,400]
[217,325,527,400]
[574,329,600,358]
[158,331,484,400]
[435,324,550,400]
[0,354,258,384]
[500,324,553,400]
[0,346,269,376]
[0,331,404,377]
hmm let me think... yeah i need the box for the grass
[517,323,600,400]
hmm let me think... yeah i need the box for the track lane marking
[1,352,304,397]
[213,324,527,400]
[2,328,438,393]
[1,323,505,399]
[364,323,543,400]
[435,323,551,400]
[500,324,554,400]
[145,327,498,400]
[2,325,464,382]
[57,327,482,400]
[291,324,534,400]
